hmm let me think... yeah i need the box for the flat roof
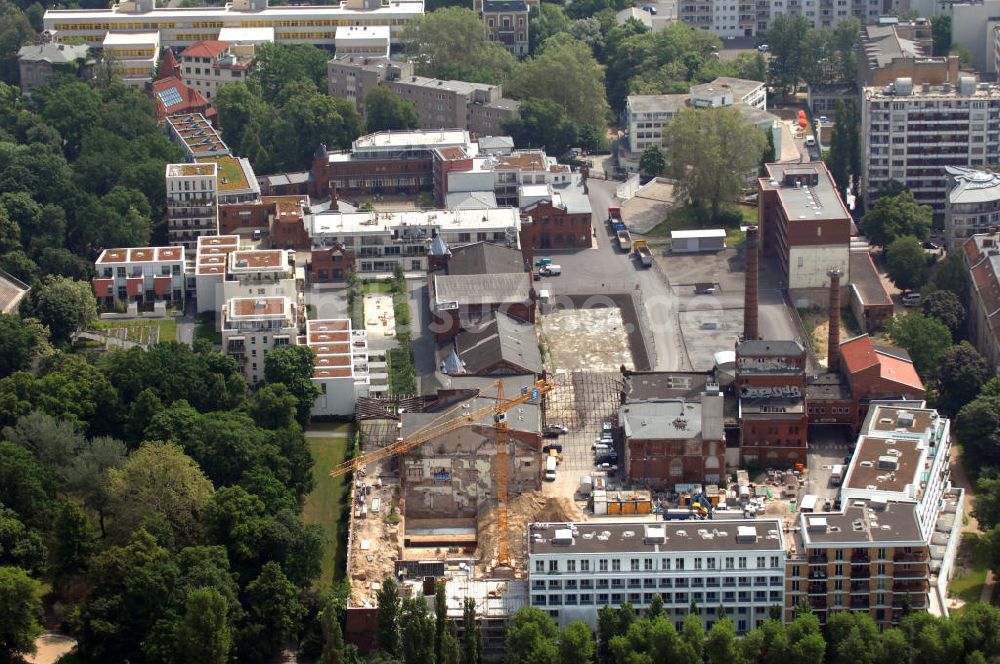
[103,31,159,46]
[44,2,423,21]
[623,372,713,401]
[865,404,937,437]
[310,207,522,236]
[671,229,727,239]
[529,520,785,555]
[845,435,924,494]
[627,94,689,114]
[761,162,851,222]
[97,246,185,264]
[621,399,706,440]
[350,129,471,152]
[195,234,241,276]
[798,501,924,547]
[230,249,286,271]
[228,296,287,318]
[167,162,216,178]
[216,26,275,42]
[196,156,253,192]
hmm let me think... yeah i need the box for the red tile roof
[180,40,230,60]
[875,350,924,392]
[839,334,879,375]
[159,48,180,80]
[151,75,217,124]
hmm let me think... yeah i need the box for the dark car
[922,241,940,250]
[642,4,657,13]
[543,443,564,454]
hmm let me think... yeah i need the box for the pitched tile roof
[180,40,231,60]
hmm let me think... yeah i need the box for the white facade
[949,0,1000,75]
[166,162,219,253]
[334,25,390,58]
[679,0,881,38]
[44,0,424,49]
[307,319,372,417]
[222,296,300,385]
[527,520,786,633]
[861,77,1000,213]
[945,166,1000,248]
[92,246,186,307]
[787,245,850,290]
[179,41,253,100]
[102,30,159,86]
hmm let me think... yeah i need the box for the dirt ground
[27,633,76,664]
[477,492,584,577]
[540,308,634,372]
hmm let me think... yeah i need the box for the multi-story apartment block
[222,248,299,307]
[758,162,851,296]
[166,162,219,253]
[194,234,241,314]
[306,318,376,415]
[478,0,531,56]
[944,167,1000,249]
[625,77,768,154]
[222,295,301,384]
[527,520,786,633]
[861,76,1000,213]
[308,207,524,274]
[858,21,958,87]
[949,0,1000,75]
[43,0,423,50]
[102,31,159,86]
[963,232,1000,370]
[436,148,573,207]
[166,113,230,158]
[680,0,880,37]
[17,40,91,95]
[334,25,389,58]
[327,58,519,135]
[92,246,186,309]
[197,155,261,205]
[178,40,253,100]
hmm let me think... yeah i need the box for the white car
[805,136,817,147]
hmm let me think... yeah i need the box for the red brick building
[736,340,809,465]
[839,334,926,420]
[520,198,592,251]
[310,244,356,282]
[217,195,313,250]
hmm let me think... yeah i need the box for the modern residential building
[625,77,769,154]
[197,155,261,205]
[165,113,230,158]
[857,20,958,87]
[194,234,241,314]
[16,40,91,95]
[963,231,1000,370]
[334,25,389,58]
[43,0,424,49]
[527,520,786,633]
[478,0,531,56]
[308,206,525,275]
[222,295,301,384]
[102,31,160,86]
[948,0,1000,75]
[306,318,376,416]
[861,76,1000,213]
[166,162,219,252]
[178,40,254,100]
[327,58,519,136]
[758,162,851,298]
[944,166,1000,249]
[678,0,880,38]
[92,246,186,309]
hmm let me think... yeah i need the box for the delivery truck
[634,239,653,267]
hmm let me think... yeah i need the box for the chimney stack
[827,269,842,373]
[743,225,759,341]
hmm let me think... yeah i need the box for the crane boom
[328,378,552,480]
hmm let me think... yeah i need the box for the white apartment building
[334,25,389,58]
[948,0,1000,75]
[679,0,880,38]
[197,155,261,206]
[178,40,253,100]
[92,246,186,309]
[194,234,240,314]
[306,319,375,417]
[44,0,423,49]
[222,296,301,384]
[102,31,159,86]
[625,77,768,154]
[440,149,574,207]
[527,520,786,633]
[308,207,523,274]
[944,166,1000,249]
[166,162,219,253]
[861,76,1000,213]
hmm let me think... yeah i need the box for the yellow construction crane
[329,378,554,571]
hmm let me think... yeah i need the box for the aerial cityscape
[2,0,1000,661]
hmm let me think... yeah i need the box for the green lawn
[363,281,394,294]
[96,318,177,344]
[302,424,353,588]
[643,203,756,248]
[950,532,990,603]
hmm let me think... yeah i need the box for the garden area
[950,532,993,604]
[346,267,417,395]
[301,423,355,587]
[643,203,756,248]
[94,318,178,345]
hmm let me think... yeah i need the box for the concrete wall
[788,245,850,291]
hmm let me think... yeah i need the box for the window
[548,560,558,573]
[599,560,608,572]
[631,559,640,572]
[695,558,703,570]
[739,557,747,569]
[612,560,621,572]
[581,560,590,573]
[567,560,576,573]
[676,559,685,571]
[536,561,545,573]
[644,559,653,571]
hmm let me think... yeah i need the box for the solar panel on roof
[157,87,183,108]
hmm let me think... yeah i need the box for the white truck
[545,456,557,481]
[799,494,818,513]
[830,464,844,487]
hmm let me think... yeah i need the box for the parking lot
[802,425,855,505]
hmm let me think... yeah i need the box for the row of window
[533,575,783,590]
[531,590,782,606]
[534,555,783,574]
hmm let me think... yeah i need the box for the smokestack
[743,225,759,341]
[827,269,842,373]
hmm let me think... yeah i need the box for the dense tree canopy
[886,235,929,292]
[402,7,519,84]
[365,87,421,133]
[884,312,952,381]
[503,98,580,157]
[859,190,932,247]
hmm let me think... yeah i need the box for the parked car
[533,273,542,282]
[543,424,568,436]
[534,257,552,267]
[596,454,618,465]
[804,136,817,147]
[252,229,262,241]
[602,421,613,432]
[539,264,562,276]
[757,44,770,52]
[818,115,830,124]
[922,241,940,250]
[901,293,921,307]
[641,4,657,13]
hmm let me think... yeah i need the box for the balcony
[808,582,827,594]
[809,597,828,609]
[851,567,871,579]
[849,598,870,610]
[893,569,927,579]
[892,579,929,593]
[851,552,871,564]
[893,552,929,563]
[809,554,828,564]
[850,580,870,593]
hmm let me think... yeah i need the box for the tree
[559,621,595,664]
[951,45,974,69]
[251,42,329,99]
[884,313,952,381]
[504,607,559,664]
[435,581,448,663]
[767,14,812,95]
[705,617,739,664]
[0,566,42,662]
[507,34,609,128]
[441,622,461,664]
[640,144,667,181]
[859,190,932,248]
[376,576,401,657]
[664,106,768,218]
[462,597,482,664]
[530,4,572,53]
[319,597,346,664]
[402,7,518,84]
[50,500,97,581]
[920,290,965,336]
[365,87,420,133]
[20,275,96,343]
[933,251,969,302]
[932,14,952,56]
[734,51,768,81]
[176,587,232,664]
[104,440,214,546]
[0,441,52,527]
[503,97,579,156]
[0,314,39,379]
[0,504,45,574]
[265,345,321,428]
[886,235,929,292]
[956,395,1000,472]
[243,561,306,660]
[937,342,988,417]
[400,596,436,664]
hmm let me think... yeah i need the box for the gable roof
[839,334,880,374]
[875,349,924,392]
[158,48,180,80]
[151,75,216,123]
[180,40,231,60]
[447,242,524,276]
[841,333,924,392]
[453,312,542,376]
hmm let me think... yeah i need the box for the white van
[830,464,844,487]
[545,456,557,481]
[799,494,818,513]
[541,264,562,276]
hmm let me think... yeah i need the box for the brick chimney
[827,269,842,373]
[743,225,759,341]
